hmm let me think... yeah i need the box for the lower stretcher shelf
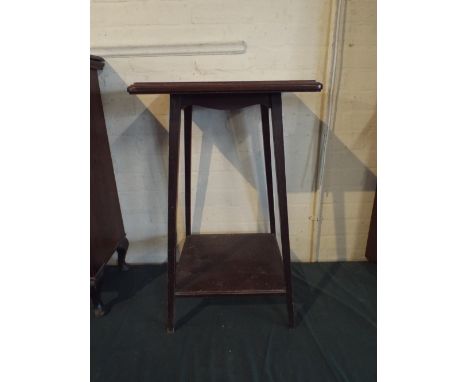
[175,233,286,297]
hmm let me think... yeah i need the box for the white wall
[90,0,376,263]
[317,0,376,261]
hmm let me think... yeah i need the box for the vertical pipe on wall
[311,0,347,261]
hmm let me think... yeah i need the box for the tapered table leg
[167,95,182,333]
[270,93,294,328]
[184,106,192,236]
[261,105,276,234]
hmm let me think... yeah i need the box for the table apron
[179,93,274,110]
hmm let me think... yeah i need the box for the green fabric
[91,262,376,382]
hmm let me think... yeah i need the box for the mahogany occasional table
[127,80,323,332]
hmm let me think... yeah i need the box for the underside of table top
[127,80,323,94]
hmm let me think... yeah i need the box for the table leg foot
[91,280,105,318]
[117,237,130,271]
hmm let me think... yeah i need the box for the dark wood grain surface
[365,191,377,263]
[175,234,286,297]
[90,55,105,70]
[127,80,323,94]
[127,80,324,330]
[90,56,126,277]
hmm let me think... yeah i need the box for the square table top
[127,80,322,95]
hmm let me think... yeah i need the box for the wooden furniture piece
[91,55,129,317]
[365,190,377,263]
[127,80,323,332]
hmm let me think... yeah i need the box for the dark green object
[91,262,376,382]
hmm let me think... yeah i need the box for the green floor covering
[91,262,376,382]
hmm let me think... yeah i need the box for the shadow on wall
[99,64,375,263]
[189,101,323,234]
[319,112,376,261]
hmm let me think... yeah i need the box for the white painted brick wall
[317,0,377,261]
[91,0,376,263]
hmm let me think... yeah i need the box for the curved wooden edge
[127,80,323,95]
[91,55,105,70]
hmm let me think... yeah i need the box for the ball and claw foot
[94,304,106,318]
[91,283,106,318]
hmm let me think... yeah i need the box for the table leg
[91,278,105,318]
[261,105,276,234]
[270,93,295,328]
[117,237,130,271]
[167,95,182,333]
[184,106,192,236]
